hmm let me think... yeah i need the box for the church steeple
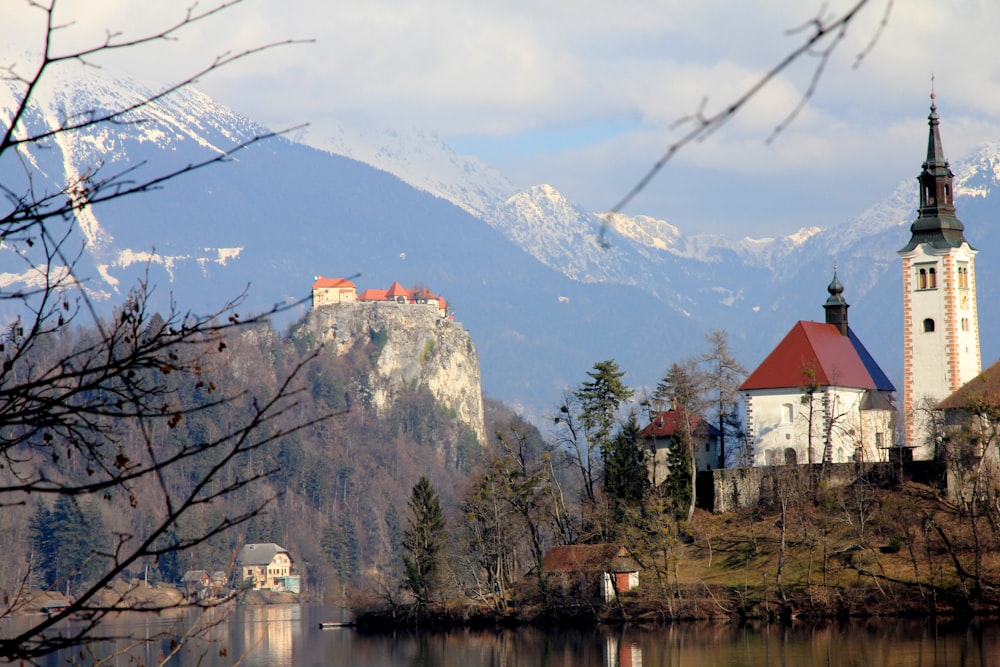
[899,93,969,252]
[898,89,982,457]
[823,267,849,336]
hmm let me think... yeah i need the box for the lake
[6,604,1000,666]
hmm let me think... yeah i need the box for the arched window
[923,318,935,332]
[918,268,927,290]
[958,264,969,289]
[784,448,797,465]
[962,318,970,331]
[928,267,937,288]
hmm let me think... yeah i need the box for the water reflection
[6,606,1000,666]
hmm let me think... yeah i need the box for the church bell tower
[898,94,981,457]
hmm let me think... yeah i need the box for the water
[6,605,1000,666]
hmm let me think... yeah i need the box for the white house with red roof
[641,408,722,482]
[741,272,896,467]
[311,276,357,308]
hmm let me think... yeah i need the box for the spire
[823,266,849,336]
[899,91,970,252]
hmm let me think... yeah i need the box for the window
[962,318,970,331]
[781,403,793,423]
[958,264,969,289]
[923,318,935,332]
[917,264,938,290]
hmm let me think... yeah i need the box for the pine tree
[402,476,446,604]
[603,412,649,511]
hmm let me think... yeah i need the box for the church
[740,272,896,466]
[741,95,982,466]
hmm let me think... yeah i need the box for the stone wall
[698,461,943,513]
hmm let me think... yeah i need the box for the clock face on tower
[961,293,970,310]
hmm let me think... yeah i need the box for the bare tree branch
[601,0,891,246]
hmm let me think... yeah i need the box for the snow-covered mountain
[299,106,1000,398]
[6,63,1000,417]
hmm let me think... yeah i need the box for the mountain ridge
[5,63,1000,421]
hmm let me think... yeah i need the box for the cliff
[301,301,486,445]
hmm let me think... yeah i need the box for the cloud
[7,0,1000,236]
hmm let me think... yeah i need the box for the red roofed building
[311,276,357,308]
[313,278,449,317]
[541,544,640,603]
[641,408,721,482]
[741,272,896,466]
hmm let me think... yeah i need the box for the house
[181,569,211,601]
[541,544,640,603]
[235,543,296,592]
[741,272,896,466]
[311,276,357,308]
[937,360,1000,467]
[641,408,722,482]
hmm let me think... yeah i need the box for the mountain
[5,65,1000,421]
[302,114,1000,399]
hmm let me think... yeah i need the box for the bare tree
[0,2,324,662]
[700,330,746,469]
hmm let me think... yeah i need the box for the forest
[10,309,1000,628]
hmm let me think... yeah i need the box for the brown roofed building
[937,360,1000,469]
[541,544,640,603]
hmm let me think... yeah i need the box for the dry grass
[627,481,1000,618]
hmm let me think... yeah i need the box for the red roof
[357,289,387,301]
[311,276,355,290]
[640,408,720,438]
[741,321,877,391]
[385,281,409,299]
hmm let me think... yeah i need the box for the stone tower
[898,95,981,458]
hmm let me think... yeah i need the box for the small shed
[541,544,640,603]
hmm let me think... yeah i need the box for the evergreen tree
[664,434,694,520]
[28,505,54,586]
[402,476,446,604]
[602,412,649,511]
[557,359,634,505]
[322,513,360,580]
[35,497,107,592]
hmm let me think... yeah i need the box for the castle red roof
[311,276,356,290]
[357,289,388,301]
[385,281,409,299]
[741,321,889,391]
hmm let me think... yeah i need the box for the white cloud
[6,0,1000,236]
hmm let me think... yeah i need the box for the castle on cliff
[312,277,450,318]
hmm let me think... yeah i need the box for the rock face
[304,301,486,444]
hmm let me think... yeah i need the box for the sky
[7,0,1000,238]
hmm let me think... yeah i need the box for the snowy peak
[296,119,516,218]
